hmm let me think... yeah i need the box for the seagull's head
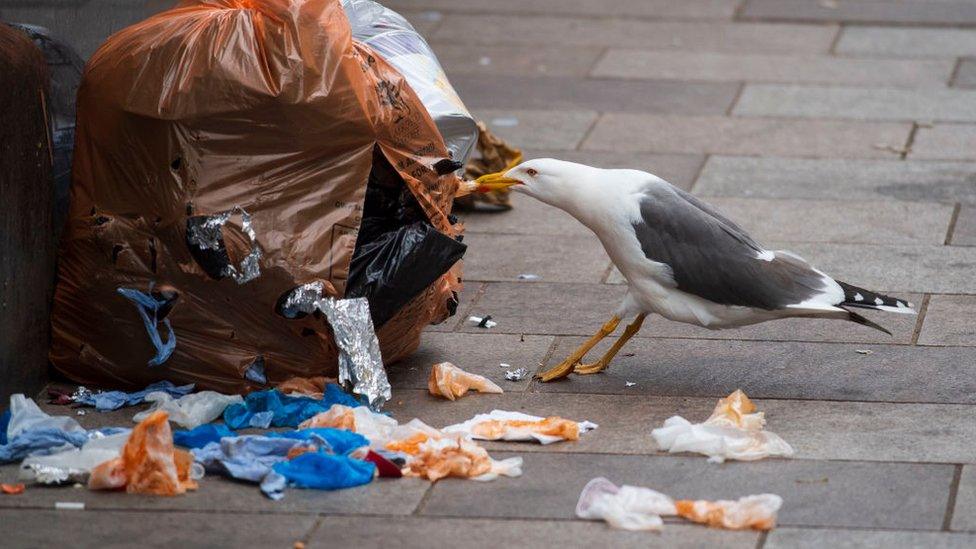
[474,158,590,208]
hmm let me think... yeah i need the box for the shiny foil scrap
[316,297,391,410]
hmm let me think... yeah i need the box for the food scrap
[444,410,597,444]
[428,362,503,401]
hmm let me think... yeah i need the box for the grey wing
[634,184,832,310]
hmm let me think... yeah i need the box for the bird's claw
[574,360,608,375]
[535,359,580,382]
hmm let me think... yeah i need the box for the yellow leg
[535,316,621,382]
[575,314,646,375]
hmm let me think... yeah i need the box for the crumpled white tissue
[651,390,794,463]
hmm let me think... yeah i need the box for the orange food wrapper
[443,410,597,444]
[278,376,336,399]
[1,483,25,495]
[403,436,521,482]
[674,495,783,531]
[427,362,503,401]
[88,410,198,495]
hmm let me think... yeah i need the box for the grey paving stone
[953,59,976,88]
[704,197,954,245]
[918,295,976,346]
[954,466,976,531]
[458,282,629,336]
[453,74,739,114]
[952,207,976,245]
[601,283,921,344]
[388,332,554,392]
[741,0,976,26]
[474,109,598,151]
[768,241,976,293]
[694,156,976,205]
[912,124,976,160]
[536,336,976,404]
[421,452,954,529]
[459,232,610,283]
[767,528,976,549]
[592,50,954,88]
[391,390,976,463]
[0,469,430,515]
[310,516,759,549]
[837,26,976,58]
[0,509,319,548]
[385,0,740,20]
[582,114,911,159]
[734,85,976,122]
[525,150,704,191]
[432,15,838,54]
[432,44,603,78]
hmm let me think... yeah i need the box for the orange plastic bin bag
[49,0,464,393]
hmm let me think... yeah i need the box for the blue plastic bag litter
[222,387,361,430]
[76,380,195,412]
[0,411,10,445]
[117,286,177,367]
[173,424,236,449]
[269,428,368,457]
[272,452,375,491]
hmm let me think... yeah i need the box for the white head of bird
[476,158,600,211]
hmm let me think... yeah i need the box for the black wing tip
[835,280,913,311]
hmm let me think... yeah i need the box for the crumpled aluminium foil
[316,297,391,410]
[186,206,263,284]
[278,281,325,319]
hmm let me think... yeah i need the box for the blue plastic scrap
[245,357,267,385]
[117,286,177,367]
[192,428,371,500]
[173,424,236,449]
[272,452,375,491]
[75,380,195,412]
[222,387,361,430]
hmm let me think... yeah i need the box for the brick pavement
[3,0,976,547]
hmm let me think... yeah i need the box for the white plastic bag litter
[651,390,794,463]
[443,410,597,444]
[299,404,399,448]
[575,477,675,531]
[7,394,84,438]
[576,477,783,532]
[132,391,243,430]
[19,432,129,484]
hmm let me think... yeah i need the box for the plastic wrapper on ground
[444,410,597,445]
[651,389,794,463]
[19,432,129,485]
[427,362,503,400]
[404,436,522,482]
[134,391,243,430]
[88,411,200,495]
[48,0,465,394]
[576,477,783,532]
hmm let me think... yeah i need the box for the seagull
[473,159,916,382]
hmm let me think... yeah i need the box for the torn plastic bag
[19,432,129,485]
[342,0,478,165]
[134,391,243,430]
[427,362,503,401]
[49,0,465,393]
[173,424,235,449]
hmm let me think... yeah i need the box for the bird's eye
[526,168,538,177]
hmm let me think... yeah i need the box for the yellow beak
[473,171,523,192]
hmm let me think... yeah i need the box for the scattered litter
[47,388,75,405]
[404,436,522,482]
[651,389,794,463]
[505,368,529,381]
[576,477,782,532]
[625,381,636,387]
[222,386,361,430]
[490,117,519,128]
[796,477,829,484]
[855,349,874,355]
[428,362,503,400]
[88,411,200,495]
[134,390,243,429]
[55,501,85,510]
[299,404,398,447]
[517,273,540,280]
[74,381,195,412]
[444,410,597,444]
[76,410,86,416]
[1,483,25,495]
[499,363,512,369]
[277,376,336,399]
[272,451,375,492]
[469,315,497,328]
[20,432,129,485]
